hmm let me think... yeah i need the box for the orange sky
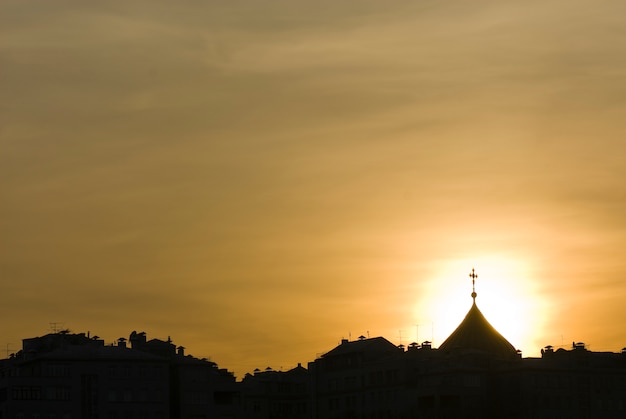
[2,0,626,378]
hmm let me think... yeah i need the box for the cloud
[2,0,626,376]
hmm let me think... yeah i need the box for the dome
[439,300,518,360]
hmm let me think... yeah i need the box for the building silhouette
[240,364,309,418]
[306,270,626,419]
[1,270,625,418]
[0,331,240,419]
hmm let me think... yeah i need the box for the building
[240,364,309,419]
[0,331,169,418]
[515,343,626,418]
[309,336,406,419]
[0,330,240,419]
[1,269,625,418]
[128,331,241,419]
[306,269,626,419]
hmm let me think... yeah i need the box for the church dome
[438,269,518,360]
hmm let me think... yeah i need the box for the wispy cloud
[2,0,626,376]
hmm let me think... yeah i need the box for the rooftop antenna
[469,268,478,301]
[49,322,64,333]
[432,322,434,346]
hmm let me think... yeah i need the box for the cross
[469,268,478,300]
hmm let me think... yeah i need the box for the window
[45,365,70,378]
[108,390,117,402]
[464,374,481,388]
[345,376,357,389]
[187,391,207,404]
[152,389,163,402]
[45,386,70,401]
[369,371,383,385]
[123,390,132,402]
[12,387,41,400]
[297,402,306,413]
[329,398,339,411]
[329,379,338,391]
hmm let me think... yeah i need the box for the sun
[412,255,546,356]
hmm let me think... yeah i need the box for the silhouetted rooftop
[321,337,400,359]
[18,343,167,362]
[439,300,518,360]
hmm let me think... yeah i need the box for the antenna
[431,322,434,346]
[398,330,403,346]
[49,322,64,333]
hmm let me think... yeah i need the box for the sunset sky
[2,0,626,378]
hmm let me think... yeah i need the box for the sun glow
[413,255,547,356]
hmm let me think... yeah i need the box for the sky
[2,0,626,378]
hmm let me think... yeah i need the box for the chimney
[117,338,127,348]
[177,346,185,356]
[130,331,147,348]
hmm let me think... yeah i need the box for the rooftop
[438,269,519,360]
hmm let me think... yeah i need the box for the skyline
[2,0,626,378]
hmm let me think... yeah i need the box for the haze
[2,0,626,377]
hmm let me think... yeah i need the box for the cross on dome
[438,267,518,360]
[469,268,478,301]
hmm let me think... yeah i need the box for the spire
[438,268,518,360]
[469,268,477,301]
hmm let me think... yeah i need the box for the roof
[438,300,518,360]
[322,337,400,359]
[19,344,168,363]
